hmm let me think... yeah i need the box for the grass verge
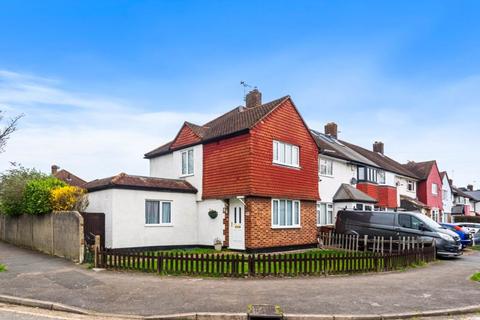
[471,245,480,251]
[471,272,480,282]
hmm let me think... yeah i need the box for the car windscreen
[415,214,442,230]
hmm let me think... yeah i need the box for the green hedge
[24,177,67,215]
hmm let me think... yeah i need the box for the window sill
[144,224,174,227]
[317,224,334,227]
[319,174,334,178]
[272,162,301,170]
[180,173,194,178]
[271,225,301,229]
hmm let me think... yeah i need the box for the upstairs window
[319,158,333,176]
[378,170,386,184]
[407,180,416,192]
[181,149,194,176]
[357,166,378,183]
[432,183,438,196]
[273,141,299,168]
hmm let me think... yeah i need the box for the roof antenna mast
[240,81,252,102]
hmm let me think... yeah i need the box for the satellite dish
[350,177,357,185]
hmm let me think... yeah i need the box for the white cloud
[0,70,216,181]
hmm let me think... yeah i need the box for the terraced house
[311,123,421,228]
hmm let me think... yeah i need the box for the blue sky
[0,0,479,186]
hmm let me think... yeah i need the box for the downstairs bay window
[272,199,301,228]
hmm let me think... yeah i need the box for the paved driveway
[1,241,479,316]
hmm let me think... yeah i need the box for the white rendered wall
[318,155,357,203]
[110,189,198,249]
[149,144,203,200]
[196,199,226,246]
[395,175,418,207]
[84,189,114,248]
[441,175,453,214]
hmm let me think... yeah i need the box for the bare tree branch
[0,111,24,153]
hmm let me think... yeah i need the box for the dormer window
[273,140,299,168]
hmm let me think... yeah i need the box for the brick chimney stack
[467,184,474,191]
[373,141,384,154]
[324,122,338,139]
[51,165,59,175]
[245,88,262,108]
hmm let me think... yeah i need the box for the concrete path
[1,241,479,317]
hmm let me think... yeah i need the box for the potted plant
[213,238,222,251]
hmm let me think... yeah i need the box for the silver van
[335,210,462,257]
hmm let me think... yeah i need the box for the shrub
[0,164,45,216]
[0,264,6,272]
[24,177,66,215]
[51,186,88,212]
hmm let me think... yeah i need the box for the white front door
[229,199,245,250]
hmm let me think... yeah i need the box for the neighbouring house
[402,161,443,222]
[85,90,320,251]
[440,172,454,222]
[463,185,480,216]
[451,186,473,216]
[51,164,87,188]
[310,123,420,228]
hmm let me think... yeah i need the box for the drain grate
[247,304,283,320]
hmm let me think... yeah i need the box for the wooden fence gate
[80,212,105,248]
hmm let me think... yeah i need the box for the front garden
[97,245,436,277]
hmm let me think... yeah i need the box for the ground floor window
[431,209,439,222]
[272,199,301,228]
[317,202,333,225]
[354,203,373,211]
[145,200,172,225]
[441,211,448,223]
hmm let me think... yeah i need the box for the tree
[0,110,23,153]
[0,164,45,216]
[24,177,66,215]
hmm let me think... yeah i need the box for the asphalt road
[1,241,480,316]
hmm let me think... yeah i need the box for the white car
[455,222,480,235]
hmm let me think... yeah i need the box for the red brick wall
[244,197,317,249]
[377,185,398,208]
[203,134,252,199]
[357,182,379,200]
[170,124,201,149]
[249,99,319,201]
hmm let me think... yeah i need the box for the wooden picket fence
[95,245,436,277]
[318,232,435,254]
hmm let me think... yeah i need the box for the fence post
[364,235,368,252]
[248,255,255,276]
[93,235,101,268]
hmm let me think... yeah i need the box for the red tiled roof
[85,173,197,193]
[402,160,436,180]
[144,96,290,158]
[53,169,87,188]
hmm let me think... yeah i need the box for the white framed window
[431,209,439,222]
[181,149,194,176]
[432,183,438,196]
[358,166,378,183]
[407,180,415,192]
[273,140,299,168]
[317,202,333,226]
[378,170,386,184]
[145,200,172,225]
[319,158,333,176]
[272,199,300,228]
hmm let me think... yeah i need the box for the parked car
[455,222,480,235]
[335,210,462,257]
[440,223,472,248]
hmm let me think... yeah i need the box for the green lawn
[101,248,394,276]
[471,272,480,282]
[471,245,480,251]
[0,264,7,272]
